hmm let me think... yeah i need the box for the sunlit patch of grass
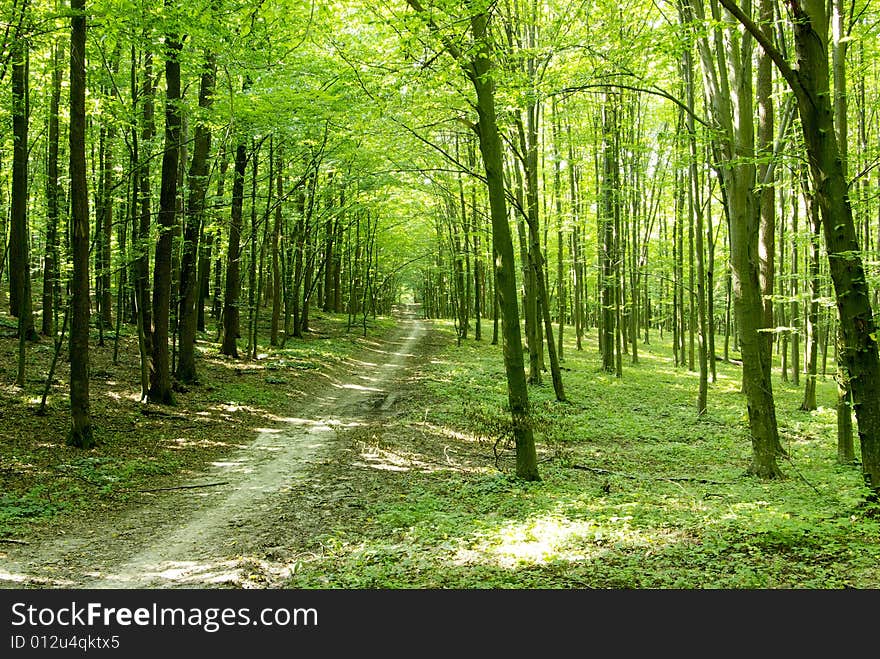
[453,512,688,569]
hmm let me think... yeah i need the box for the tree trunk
[552,100,565,361]
[689,0,782,477]
[246,141,260,357]
[67,0,93,448]
[600,97,618,374]
[790,187,801,387]
[98,89,117,330]
[135,49,155,375]
[683,37,708,414]
[42,43,62,338]
[800,182,820,411]
[270,150,283,345]
[148,16,183,405]
[720,0,880,493]
[176,53,216,384]
[200,151,228,333]
[469,9,539,479]
[251,140,273,359]
[10,30,36,341]
[756,0,775,352]
[221,140,247,357]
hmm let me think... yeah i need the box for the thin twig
[133,481,229,493]
[569,463,731,485]
[48,464,107,490]
[0,538,29,545]
[780,455,824,497]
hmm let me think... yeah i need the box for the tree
[684,0,783,477]
[67,0,93,448]
[220,139,248,358]
[176,51,216,384]
[718,0,880,492]
[148,4,183,405]
[9,1,36,343]
[42,42,63,338]
[405,0,540,480]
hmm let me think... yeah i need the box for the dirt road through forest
[1,309,428,588]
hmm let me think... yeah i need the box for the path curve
[1,309,427,588]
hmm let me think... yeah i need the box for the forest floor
[0,304,418,587]
[2,303,880,588]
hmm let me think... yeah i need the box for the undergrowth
[286,319,880,589]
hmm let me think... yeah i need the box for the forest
[1,0,879,589]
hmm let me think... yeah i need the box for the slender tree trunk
[600,96,617,374]
[756,0,775,355]
[470,8,539,479]
[176,53,215,384]
[148,15,183,405]
[67,0,93,447]
[405,0,538,479]
[568,137,583,352]
[513,163,540,383]
[270,150,283,345]
[801,182,821,411]
[333,188,344,313]
[706,172,718,382]
[221,141,247,357]
[246,141,259,357]
[527,207,566,401]
[135,49,155,376]
[689,0,782,477]
[42,43,62,338]
[99,88,116,330]
[10,27,36,341]
[473,196,483,340]
[251,140,273,359]
[200,151,228,332]
[790,188,801,387]
[299,168,317,335]
[552,99,565,361]
[322,173,335,313]
[683,38,708,414]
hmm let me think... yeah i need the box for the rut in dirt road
[1,311,428,589]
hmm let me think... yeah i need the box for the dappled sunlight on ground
[170,437,246,450]
[452,513,688,569]
[410,421,482,443]
[352,439,475,474]
[335,382,384,392]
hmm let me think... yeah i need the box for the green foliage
[283,321,880,588]
[0,489,63,535]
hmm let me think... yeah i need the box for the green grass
[286,320,880,589]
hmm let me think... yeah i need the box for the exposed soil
[0,305,443,588]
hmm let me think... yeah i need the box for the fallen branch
[49,464,107,490]
[139,407,191,420]
[133,481,229,493]
[0,538,29,545]
[570,463,731,485]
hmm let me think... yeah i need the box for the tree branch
[715,0,801,94]
[553,82,712,129]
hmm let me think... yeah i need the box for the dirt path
[1,309,429,589]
